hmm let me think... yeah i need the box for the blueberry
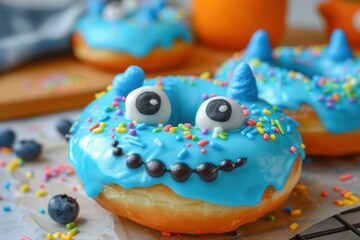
[13,140,42,161]
[56,119,73,138]
[0,129,16,148]
[48,194,79,224]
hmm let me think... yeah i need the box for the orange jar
[319,0,360,50]
[192,0,287,50]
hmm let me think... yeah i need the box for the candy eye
[195,97,245,131]
[125,86,171,125]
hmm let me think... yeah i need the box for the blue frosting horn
[112,66,145,96]
[227,63,258,101]
[326,29,353,62]
[243,30,273,62]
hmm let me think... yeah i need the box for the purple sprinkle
[202,128,209,135]
[201,93,208,101]
[349,97,356,103]
[326,102,333,108]
[327,96,334,102]
[128,122,134,129]
[129,129,137,136]
[116,109,123,115]
[114,96,122,101]
[42,174,50,182]
[317,95,324,101]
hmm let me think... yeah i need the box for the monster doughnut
[216,29,360,156]
[72,0,193,71]
[68,64,305,234]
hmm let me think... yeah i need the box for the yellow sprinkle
[289,222,298,230]
[350,196,359,203]
[213,80,220,85]
[36,189,47,197]
[92,127,103,134]
[295,184,307,191]
[20,184,30,193]
[262,109,272,115]
[55,232,62,238]
[183,130,191,135]
[155,85,163,90]
[95,91,106,99]
[25,171,33,178]
[7,158,22,172]
[199,71,211,79]
[116,127,127,133]
[106,85,112,91]
[67,231,75,237]
[250,58,261,66]
[132,120,138,125]
[257,127,264,135]
[100,122,107,127]
[47,233,54,240]
[344,191,353,199]
[169,127,177,134]
[256,122,263,127]
[300,143,306,149]
[291,209,302,216]
[343,199,355,206]
[270,134,276,141]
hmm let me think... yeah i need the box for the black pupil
[135,91,161,115]
[205,99,232,122]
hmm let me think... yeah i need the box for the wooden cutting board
[0,29,327,120]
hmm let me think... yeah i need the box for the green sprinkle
[152,128,161,133]
[66,222,76,229]
[70,228,79,234]
[178,123,189,131]
[192,135,198,141]
[218,133,227,140]
[275,119,285,135]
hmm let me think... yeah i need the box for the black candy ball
[48,194,79,224]
[13,140,42,161]
[56,119,73,138]
[0,129,16,148]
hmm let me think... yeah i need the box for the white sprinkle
[154,138,163,148]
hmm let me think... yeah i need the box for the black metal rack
[290,206,360,240]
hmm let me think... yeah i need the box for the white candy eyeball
[196,96,245,131]
[125,86,171,125]
[102,1,127,21]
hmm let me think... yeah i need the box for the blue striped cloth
[0,1,86,72]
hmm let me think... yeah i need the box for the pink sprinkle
[332,186,340,192]
[326,102,333,108]
[38,184,45,189]
[290,146,296,153]
[86,118,92,122]
[184,123,192,128]
[219,81,228,86]
[110,128,115,132]
[273,127,279,133]
[71,186,77,191]
[341,188,349,196]
[112,101,119,107]
[209,93,217,98]
[240,105,247,109]
[60,176,66,182]
[20,237,32,240]
[113,117,118,120]
[321,191,329,197]
[0,161,6,167]
[339,173,353,181]
[263,133,269,141]
[0,196,3,200]
[185,134,192,140]
[186,143,191,147]
[197,140,209,147]
[280,117,284,122]
[89,123,99,131]
[201,149,207,154]
[121,97,126,102]
[110,134,116,138]
[164,125,172,132]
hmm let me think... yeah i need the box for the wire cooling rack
[290,206,360,240]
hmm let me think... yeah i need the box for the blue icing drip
[227,63,258,101]
[215,31,360,133]
[325,29,353,62]
[76,8,192,57]
[69,75,305,207]
[243,30,272,62]
[112,66,145,96]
